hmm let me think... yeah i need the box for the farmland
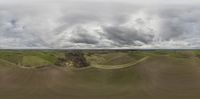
[0,50,200,99]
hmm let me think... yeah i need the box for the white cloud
[0,2,200,49]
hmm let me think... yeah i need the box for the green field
[0,50,200,99]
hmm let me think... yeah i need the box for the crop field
[0,50,200,99]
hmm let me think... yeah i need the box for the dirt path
[91,56,149,69]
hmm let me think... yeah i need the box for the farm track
[91,56,149,69]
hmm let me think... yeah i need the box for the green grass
[0,50,200,69]
[128,51,150,58]
[21,56,52,67]
[194,51,200,58]
[85,52,145,65]
[0,51,23,64]
[21,51,61,64]
[168,51,193,58]
[91,56,149,69]
[0,51,65,67]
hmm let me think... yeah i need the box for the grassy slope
[85,52,146,69]
[0,51,23,64]
[0,50,199,69]
[0,58,17,70]
[21,56,51,67]
[0,51,64,68]
[91,56,149,69]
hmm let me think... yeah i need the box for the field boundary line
[91,56,149,69]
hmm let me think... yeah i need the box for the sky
[0,0,200,49]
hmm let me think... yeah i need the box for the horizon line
[0,48,200,51]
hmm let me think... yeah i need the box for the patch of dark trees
[55,52,89,68]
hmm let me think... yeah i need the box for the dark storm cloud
[68,27,99,44]
[157,7,200,41]
[103,26,153,45]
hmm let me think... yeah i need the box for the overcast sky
[0,0,200,49]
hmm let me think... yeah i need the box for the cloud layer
[0,2,200,49]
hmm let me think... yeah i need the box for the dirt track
[91,56,149,69]
[1,55,200,99]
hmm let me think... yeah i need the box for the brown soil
[1,55,200,99]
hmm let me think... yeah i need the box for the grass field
[0,50,200,99]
